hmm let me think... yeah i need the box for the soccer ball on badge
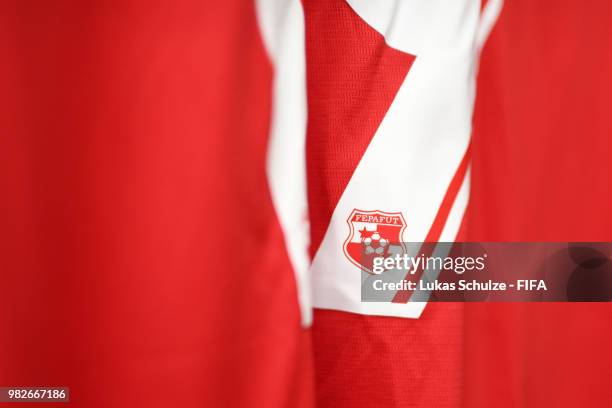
[362,231,389,256]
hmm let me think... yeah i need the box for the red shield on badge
[343,209,407,274]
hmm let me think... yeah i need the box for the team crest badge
[343,209,407,274]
